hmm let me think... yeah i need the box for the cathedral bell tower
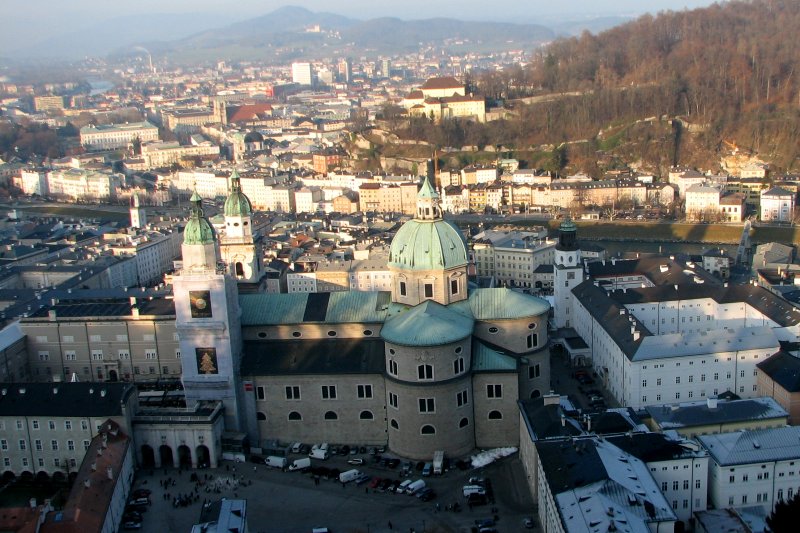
[219,170,264,285]
[553,217,582,329]
[129,192,146,229]
[173,191,245,432]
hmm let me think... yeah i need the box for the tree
[767,492,800,533]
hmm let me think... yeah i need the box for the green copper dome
[389,218,468,271]
[184,191,216,245]
[223,170,252,217]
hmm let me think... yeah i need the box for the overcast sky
[2,0,722,56]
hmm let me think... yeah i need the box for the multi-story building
[471,228,555,289]
[700,426,800,513]
[80,122,159,151]
[291,62,314,86]
[685,184,721,221]
[14,170,47,196]
[645,396,788,437]
[46,169,123,201]
[33,95,65,112]
[0,383,136,476]
[140,141,220,168]
[757,350,800,424]
[20,297,180,384]
[104,229,183,286]
[760,186,796,222]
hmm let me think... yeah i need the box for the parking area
[548,349,618,411]
[128,451,535,533]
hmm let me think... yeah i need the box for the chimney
[84,479,91,489]
[633,330,640,341]
[560,414,566,427]
[106,467,113,480]
[543,392,560,406]
[48,310,57,321]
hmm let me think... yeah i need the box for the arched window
[488,410,503,420]
[530,389,541,399]
[235,262,244,277]
[421,424,436,435]
[324,411,338,420]
[390,419,399,430]
[256,412,266,421]
[288,411,302,421]
[459,417,469,428]
[359,410,374,420]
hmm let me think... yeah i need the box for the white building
[291,62,314,86]
[760,187,796,222]
[103,230,183,285]
[471,228,555,289]
[572,278,799,409]
[46,168,122,200]
[668,168,708,198]
[140,141,220,168]
[699,425,800,513]
[14,170,47,196]
[294,187,324,214]
[685,184,721,221]
[80,121,159,151]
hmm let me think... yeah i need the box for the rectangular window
[32,420,39,430]
[529,364,540,379]
[487,384,502,399]
[451,279,459,295]
[19,439,26,451]
[51,440,58,451]
[62,335,74,343]
[67,440,74,451]
[256,386,265,400]
[83,440,90,451]
[424,284,433,298]
[321,385,337,400]
[89,334,101,343]
[456,390,468,407]
[35,439,42,451]
[91,350,103,361]
[389,392,398,409]
[399,282,406,296]
[389,360,398,376]
[454,357,465,375]
[285,386,300,400]
[118,350,130,360]
[357,384,373,399]
[417,365,433,380]
[418,398,435,413]
[145,350,157,360]
[38,351,49,361]
[0,439,6,451]
[81,420,88,431]
[48,421,55,430]
[64,350,76,361]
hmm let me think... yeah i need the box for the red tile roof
[421,77,462,90]
[226,103,273,123]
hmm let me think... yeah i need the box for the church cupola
[416,176,442,220]
[181,190,218,271]
[557,217,578,251]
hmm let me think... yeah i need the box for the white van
[288,457,311,471]
[309,445,329,460]
[339,469,361,484]
[405,479,426,495]
[462,485,486,497]
[396,479,412,493]
[265,456,288,469]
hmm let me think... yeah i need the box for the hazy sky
[2,0,721,56]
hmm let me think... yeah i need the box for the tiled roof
[468,287,549,320]
[241,338,384,376]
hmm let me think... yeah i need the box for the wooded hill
[389,0,800,175]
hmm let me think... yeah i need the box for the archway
[35,471,50,485]
[530,389,541,399]
[196,445,210,468]
[141,445,155,469]
[159,445,174,468]
[51,471,66,485]
[109,369,118,382]
[67,472,78,484]
[1,471,16,484]
[19,471,33,484]
[177,445,192,468]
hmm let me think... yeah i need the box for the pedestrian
[388,521,392,530]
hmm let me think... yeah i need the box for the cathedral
[173,174,551,460]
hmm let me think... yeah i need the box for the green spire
[224,169,253,217]
[417,175,439,200]
[184,189,216,245]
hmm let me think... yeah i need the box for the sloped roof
[421,77,462,90]
[646,397,787,430]
[757,350,800,392]
[698,425,800,466]
[239,291,391,326]
[226,104,273,123]
[472,339,518,372]
[468,287,549,320]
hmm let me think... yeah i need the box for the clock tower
[553,217,582,329]
[173,192,245,432]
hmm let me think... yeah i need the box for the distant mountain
[145,6,556,62]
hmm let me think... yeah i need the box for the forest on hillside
[389,0,800,174]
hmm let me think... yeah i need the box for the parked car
[378,479,393,492]
[369,477,383,489]
[339,445,350,455]
[422,463,433,476]
[417,487,436,501]
[123,521,142,530]
[347,458,365,466]
[354,473,371,485]
[132,489,151,498]
[122,512,143,522]
[291,442,303,453]
[467,492,488,506]
[387,458,400,469]
[401,461,413,476]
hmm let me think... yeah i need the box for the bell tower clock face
[189,290,213,318]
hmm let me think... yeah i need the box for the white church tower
[129,192,146,229]
[553,217,582,329]
[172,191,245,432]
[218,170,264,288]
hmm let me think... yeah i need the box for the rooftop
[645,397,788,430]
[698,425,800,466]
[240,338,384,376]
[0,383,135,417]
[757,350,800,392]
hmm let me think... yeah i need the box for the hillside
[148,6,554,61]
[383,0,800,176]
